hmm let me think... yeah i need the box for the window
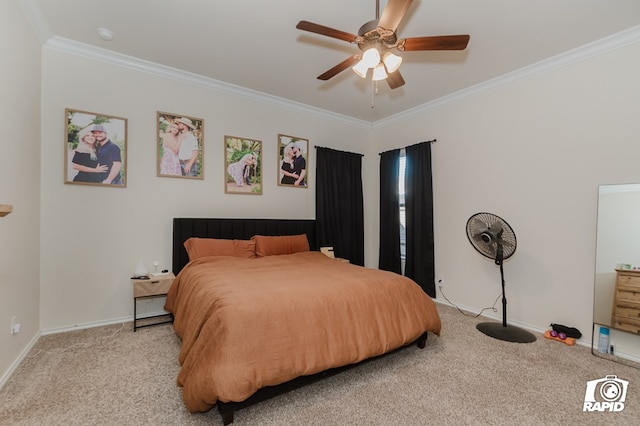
[399,150,406,261]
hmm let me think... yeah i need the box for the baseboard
[433,297,547,335]
[40,310,170,335]
[41,316,130,336]
[433,297,597,348]
[600,350,640,365]
[433,297,640,363]
[0,331,41,390]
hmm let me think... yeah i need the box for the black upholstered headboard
[172,218,318,274]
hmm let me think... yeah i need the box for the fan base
[476,322,537,343]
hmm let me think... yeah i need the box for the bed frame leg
[219,407,234,425]
[416,332,428,349]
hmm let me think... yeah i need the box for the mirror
[593,184,640,365]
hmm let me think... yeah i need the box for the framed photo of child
[157,112,204,179]
[277,134,308,188]
[225,136,262,195]
[65,108,127,187]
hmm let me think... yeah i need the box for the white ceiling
[20,0,640,123]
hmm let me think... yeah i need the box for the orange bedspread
[165,251,441,413]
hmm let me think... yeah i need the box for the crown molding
[39,21,640,131]
[44,36,372,130]
[373,24,640,128]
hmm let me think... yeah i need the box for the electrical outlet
[438,274,445,287]
[10,316,19,335]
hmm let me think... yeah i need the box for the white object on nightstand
[133,260,148,277]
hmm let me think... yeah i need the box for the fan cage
[466,212,516,261]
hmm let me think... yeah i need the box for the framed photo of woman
[157,112,204,179]
[65,108,127,187]
[225,136,262,195]
[278,134,308,188]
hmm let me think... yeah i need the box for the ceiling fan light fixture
[352,60,369,78]
[361,47,381,68]
[295,0,470,91]
[372,63,388,81]
[382,51,402,73]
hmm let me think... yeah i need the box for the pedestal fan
[466,212,536,343]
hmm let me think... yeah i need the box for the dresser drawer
[615,287,640,304]
[132,273,175,297]
[613,317,640,334]
[612,305,640,321]
[617,274,640,289]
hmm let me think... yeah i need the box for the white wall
[39,48,371,331]
[369,40,640,357]
[0,0,41,385]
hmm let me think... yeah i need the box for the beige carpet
[1,304,639,426]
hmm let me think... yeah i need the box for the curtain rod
[378,139,437,155]
[314,145,364,157]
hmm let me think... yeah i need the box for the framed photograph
[157,111,204,179]
[65,108,127,187]
[277,134,308,188]
[225,136,262,195]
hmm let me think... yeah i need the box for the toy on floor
[544,323,582,346]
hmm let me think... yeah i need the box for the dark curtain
[316,147,365,266]
[378,149,401,273]
[404,142,435,296]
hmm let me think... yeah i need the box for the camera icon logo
[583,375,628,412]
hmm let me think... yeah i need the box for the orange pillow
[251,234,310,257]
[184,237,256,260]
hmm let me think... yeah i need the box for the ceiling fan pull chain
[371,79,377,108]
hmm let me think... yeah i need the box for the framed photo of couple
[278,134,308,188]
[65,108,127,187]
[224,136,262,195]
[157,111,204,179]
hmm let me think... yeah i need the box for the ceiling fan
[296,0,470,89]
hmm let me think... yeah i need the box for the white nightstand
[131,272,175,331]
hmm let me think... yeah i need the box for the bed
[166,218,441,424]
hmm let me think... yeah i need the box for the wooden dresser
[612,269,640,333]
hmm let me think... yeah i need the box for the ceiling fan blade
[317,55,360,81]
[386,69,405,89]
[400,35,470,51]
[378,0,414,33]
[296,20,357,43]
